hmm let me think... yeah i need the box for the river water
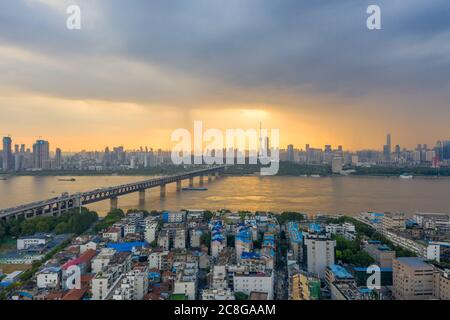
[1,175,449,217]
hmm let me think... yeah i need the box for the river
[1,175,449,217]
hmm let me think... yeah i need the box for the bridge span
[0,166,226,221]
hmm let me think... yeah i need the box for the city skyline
[1,1,450,151]
[2,132,448,154]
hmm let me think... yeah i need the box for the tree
[227,235,235,247]
[200,232,211,246]
[36,220,51,233]
[0,223,5,240]
[203,211,213,222]
[20,220,36,235]
[55,222,69,234]
[276,212,306,225]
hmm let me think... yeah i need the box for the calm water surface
[1,175,450,217]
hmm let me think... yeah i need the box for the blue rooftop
[241,252,260,259]
[288,222,303,244]
[371,213,385,217]
[107,242,146,252]
[328,264,353,279]
[354,267,393,272]
[309,223,322,233]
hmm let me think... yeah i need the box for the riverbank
[1,162,447,178]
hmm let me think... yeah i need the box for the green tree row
[0,207,98,241]
[276,212,306,225]
[92,209,125,233]
[326,216,416,258]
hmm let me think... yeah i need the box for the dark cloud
[0,0,449,108]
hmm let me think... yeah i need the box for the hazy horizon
[1,1,450,151]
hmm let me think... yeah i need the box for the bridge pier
[110,197,118,210]
[139,190,146,202]
[57,202,62,216]
[160,184,166,197]
[0,166,227,221]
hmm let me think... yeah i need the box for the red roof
[45,292,65,300]
[62,274,93,300]
[62,249,97,270]
[62,288,87,300]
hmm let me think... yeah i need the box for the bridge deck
[0,166,225,219]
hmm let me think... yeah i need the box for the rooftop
[395,257,432,268]
[328,264,353,279]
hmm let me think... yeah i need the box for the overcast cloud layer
[0,0,449,149]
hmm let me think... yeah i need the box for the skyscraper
[33,140,50,169]
[442,140,450,161]
[55,148,62,169]
[383,133,392,161]
[2,136,13,171]
[287,144,295,162]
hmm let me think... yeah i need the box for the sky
[0,0,449,152]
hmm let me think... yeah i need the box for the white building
[332,156,343,174]
[173,266,198,300]
[212,265,228,290]
[190,229,203,248]
[36,267,61,289]
[124,223,137,236]
[211,239,226,257]
[164,211,186,223]
[91,248,116,274]
[174,229,186,249]
[91,272,116,300]
[304,235,336,278]
[111,270,149,300]
[157,230,170,250]
[144,220,158,244]
[325,223,356,240]
[427,244,441,262]
[202,288,235,300]
[233,270,274,300]
[102,227,121,242]
[148,251,171,271]
[80,240,98,254]
[382,212,406,231]
[17,234,49,250]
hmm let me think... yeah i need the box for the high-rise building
[303,235,336,278]
[2,136,12,171]
[332,155,343,174]
[442,140,450,160]
[287,144,295,162]
[55,148,62,169]
[383,133,392,161]
[392,257,435,300]
[33,140,50,169]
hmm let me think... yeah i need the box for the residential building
[392,257,435,300]
[382,212,406,231]
[232,270,274,300]
[362,240,396,268]
[201,288,235,300]
[36,267,61,289]
[303,234,336,278]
